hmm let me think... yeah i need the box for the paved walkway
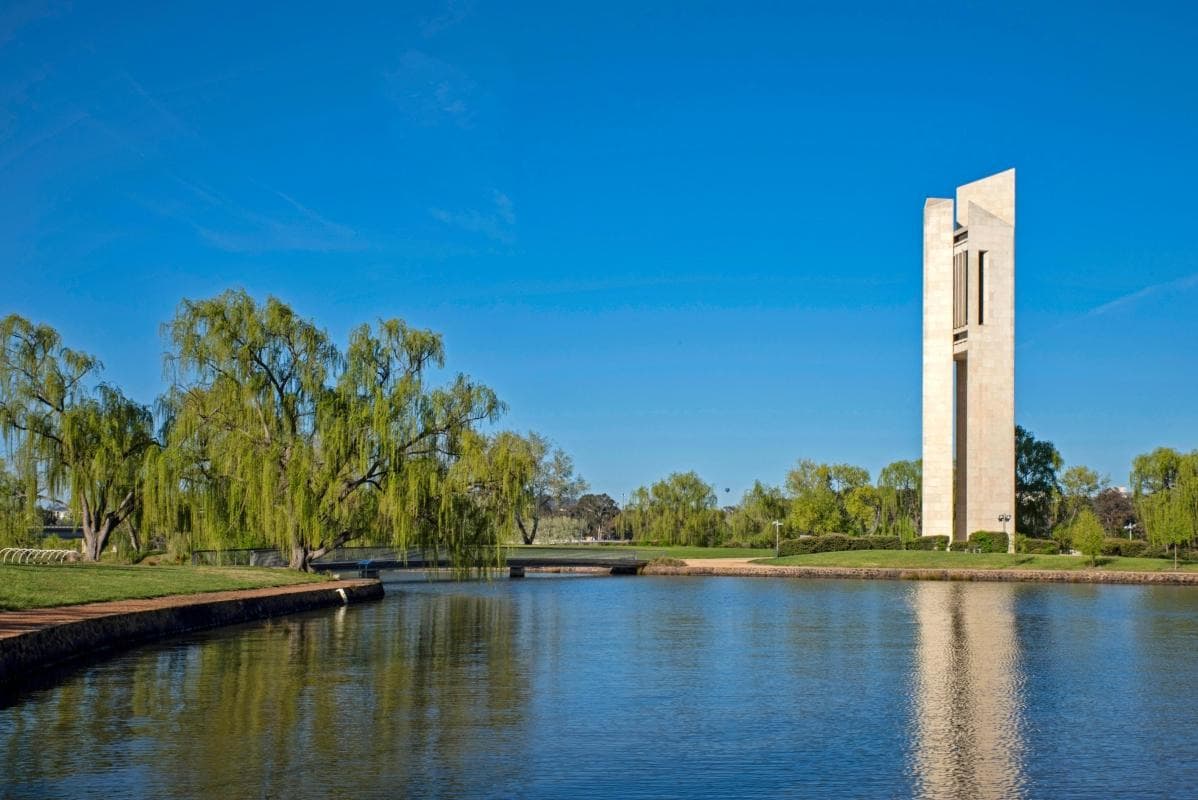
[0,580,378,641]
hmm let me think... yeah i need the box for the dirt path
[683,558,759,568]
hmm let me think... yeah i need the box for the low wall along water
[0,580,384,686]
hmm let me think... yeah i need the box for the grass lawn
[0,564,327,611]
[754,550,1198,572]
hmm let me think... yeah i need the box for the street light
[1124,521,1137,541]
[772,520,783,557]
[998,513,1013,554]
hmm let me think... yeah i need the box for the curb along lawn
[754,550,1198,573]
[0,564,328,611]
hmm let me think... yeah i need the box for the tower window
[978,251,986,325]
[953,250,968,328]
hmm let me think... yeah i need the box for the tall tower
[921,169,1016,541]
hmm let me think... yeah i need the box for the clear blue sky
[3,1,1196,501]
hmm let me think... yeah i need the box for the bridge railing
[190,548,289,567]
[501,546,645,564]
[190,544,652,568]
[313,545,648,565]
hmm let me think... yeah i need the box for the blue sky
[3,0,1196,500]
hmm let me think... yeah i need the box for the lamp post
[772,520,783,557]
[1124,521,1136,541]
[998,513,1013,554]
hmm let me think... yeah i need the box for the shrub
[863,536,901,550]
[777,533,944,556]
[968,531,1010,553]
[38,534,80,549]
[907,535,950,551]
[1018,537,1059,555]
[747,532,778,549]
[778,534,852,556]
[648,557,687,567]
[1100,538,1148,557]
[776,538,802,556]
[1138,544,1198,561]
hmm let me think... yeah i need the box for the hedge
[1100,538,1148,557]
[1137,544,1198,561]
[972,531,1008,553]
[1018,537,1059,555]
[907,535,951,551]
[777,534,949,557]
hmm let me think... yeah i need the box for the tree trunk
[291,531,356,571]
[76,492,138,562]
[516,512,538,545]
[289,545,311,572]
[82,520,114,561]
[307,531,354,565]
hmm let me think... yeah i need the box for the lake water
[3,574,1198,799]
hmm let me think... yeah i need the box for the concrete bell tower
[921,169,1016,542]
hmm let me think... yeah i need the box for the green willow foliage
[0,315,157,559]
[622,471,724,546]
[785,460,871,534]
[1131,447,1198,563]
[727,481,788,543]
[148,291,534,572]
[878,459,921,542]
[1067,508,1106,566]
[0,457,37,546]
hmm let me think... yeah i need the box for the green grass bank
[755,550,1198,573]
[0,564,327,611]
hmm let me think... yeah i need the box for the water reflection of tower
[909,581,1027,800]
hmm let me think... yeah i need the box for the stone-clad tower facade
[922,169,1016,541]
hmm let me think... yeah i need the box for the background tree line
[617,458,923,547]
[616,427,1196,553]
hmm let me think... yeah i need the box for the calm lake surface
[4,575,1198,799]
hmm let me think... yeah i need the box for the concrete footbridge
[192,545,652,577]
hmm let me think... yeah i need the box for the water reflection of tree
[908,581,1027,800]
[1,590,532,798]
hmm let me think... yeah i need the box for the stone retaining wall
[525,566,610,575]
[0,579,384,687]
[642,564,1198,586]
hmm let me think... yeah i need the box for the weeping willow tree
[1132,447,1198,566]
[621,471,725,546]
[878,458,921,544]
[150,290,534,571]
[0,315,158,560]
